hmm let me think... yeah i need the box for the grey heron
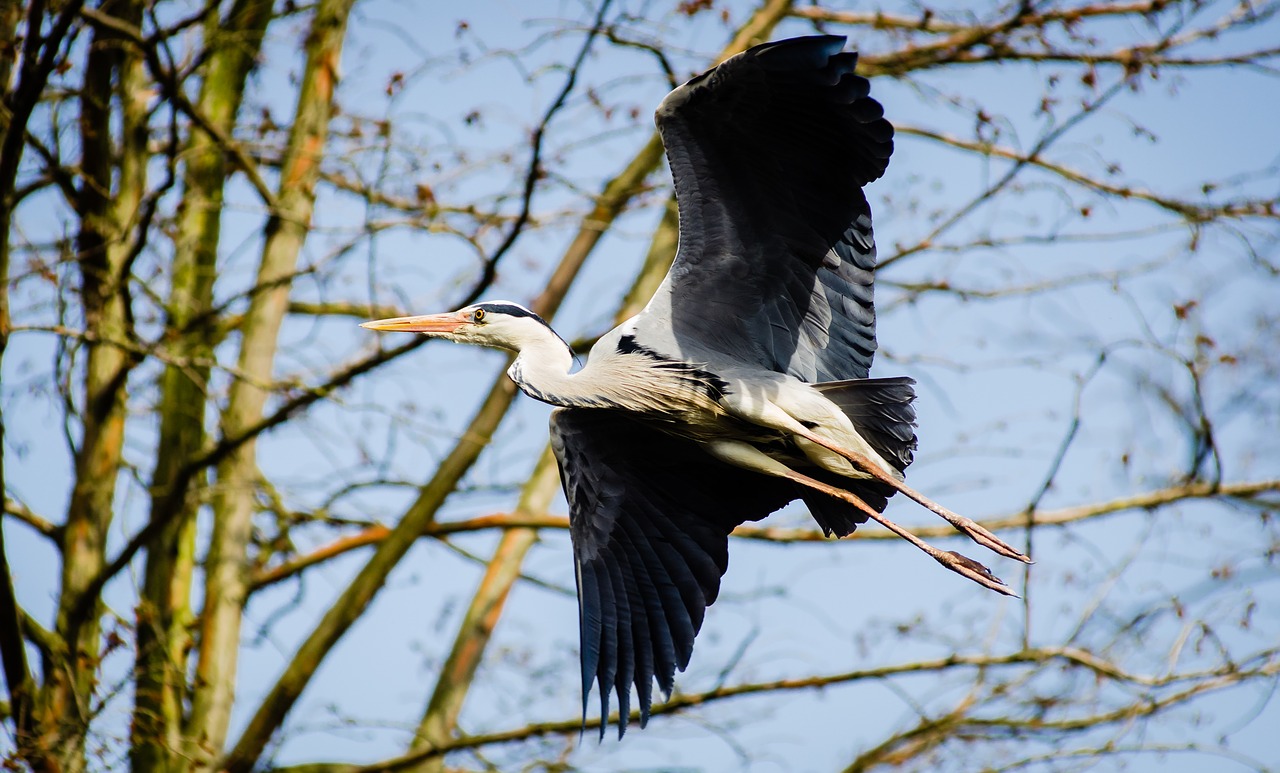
[363,35,1030,736]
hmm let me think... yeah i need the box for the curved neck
[505,325,727,416]
[506,328,608,409]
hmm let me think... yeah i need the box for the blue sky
[3,1,1279,770]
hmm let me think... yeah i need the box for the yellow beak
[360,311,469,334]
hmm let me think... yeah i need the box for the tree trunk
[131,4,275,772]
[0,0,31,751]
[41,3,143,769]
[187,1,355,769]
[407,461,551,772]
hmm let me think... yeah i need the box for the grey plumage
[363,34,1030,741]
[634,36,891,384]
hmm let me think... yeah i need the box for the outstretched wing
[549,408,795,736]
[635,35,893,382]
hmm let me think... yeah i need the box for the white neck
[505,327,607,409]
[504,323,727,416]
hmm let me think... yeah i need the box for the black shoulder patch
[615,334,730,399]
[615,333,647,357]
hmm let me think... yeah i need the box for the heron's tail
[800,377,917,537]
[814,376,917,472]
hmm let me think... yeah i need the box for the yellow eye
[473,308,486,323]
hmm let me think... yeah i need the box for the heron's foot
[800,431,1031,565]
[933,550,1017,598]
[779,469,1019,597]
[933,510,1030,565]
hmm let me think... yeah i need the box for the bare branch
[80,7,278,207]
[329,644,1280,770]
[898,125,1279,223]
[2,498,60,541]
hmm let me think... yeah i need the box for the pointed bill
[360,311,468,334]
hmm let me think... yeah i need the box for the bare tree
[1,1,1277,771]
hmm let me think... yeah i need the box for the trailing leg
[794,428,1030,564]
[704,440,1018,596]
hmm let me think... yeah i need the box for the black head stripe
[475,301,574,355]
[475,302,550,327]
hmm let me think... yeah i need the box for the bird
[363,35,1030,737]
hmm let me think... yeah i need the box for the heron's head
[361,301,560,352]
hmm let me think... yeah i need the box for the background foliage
[2,0,1279,771]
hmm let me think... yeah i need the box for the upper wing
[636,35,893,382]
[549,407,795,736]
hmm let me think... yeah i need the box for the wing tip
[751,34,848,67]
[657,34,856,120]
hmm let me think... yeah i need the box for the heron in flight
[364,35,1030,735]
